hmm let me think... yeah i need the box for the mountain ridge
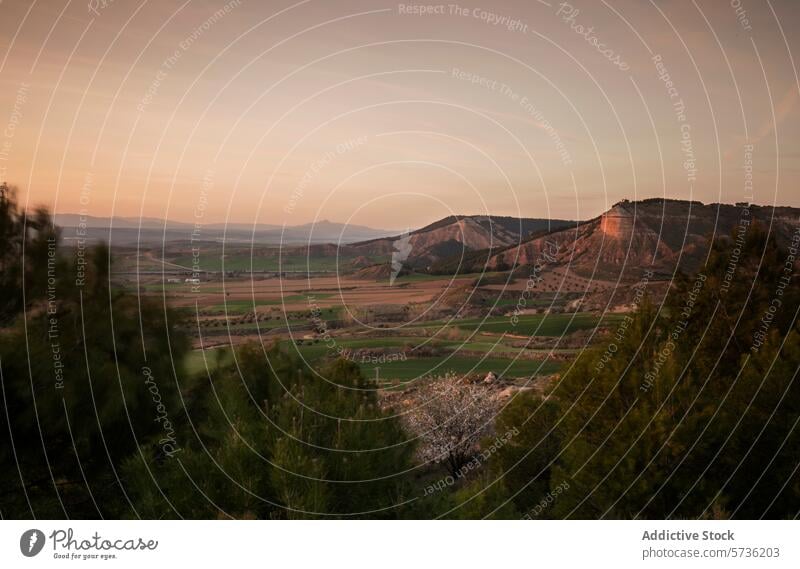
[487,198,800,280]
[350,214,576,268]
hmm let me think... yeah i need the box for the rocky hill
[488,199,800,281]
[351,215,574,269]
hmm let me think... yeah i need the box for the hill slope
[488,199,800,280]
[352,215,575,268]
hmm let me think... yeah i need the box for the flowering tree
[406,373,498,477]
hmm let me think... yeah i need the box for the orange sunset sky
[0,0,798,229]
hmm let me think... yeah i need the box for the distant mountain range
[53,214,399,246]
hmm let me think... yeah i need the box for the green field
[450,341,575,356]
[171,253,359,272]
[182,311,611,384]
[185,335,564,382]
[412,312,621,337]
[290,336,565,381]
[229,319,308,331]
[209,293,333,312]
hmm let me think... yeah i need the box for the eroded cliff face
[599,204,634,238]
[490,199,800,281]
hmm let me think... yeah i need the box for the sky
[0,0,798,229]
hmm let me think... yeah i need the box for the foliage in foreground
[487,225,800,519]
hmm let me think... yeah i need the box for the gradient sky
[1,0,798,229]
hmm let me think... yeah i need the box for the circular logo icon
[20,529,45,557]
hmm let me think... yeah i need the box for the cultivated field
[118,244,626,386]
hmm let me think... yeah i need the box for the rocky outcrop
[489,199,800,281]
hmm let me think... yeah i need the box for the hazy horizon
[46,193,800,233]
